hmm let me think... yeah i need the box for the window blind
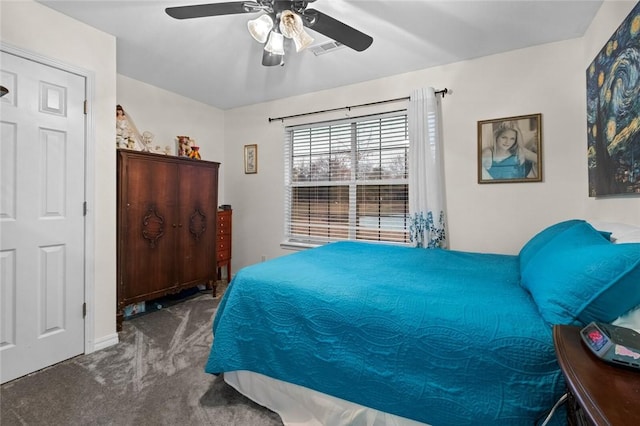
[284,112,409,246]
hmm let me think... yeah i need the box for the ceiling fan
[166,1,373,66]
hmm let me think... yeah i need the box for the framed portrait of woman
[477,113,542,183]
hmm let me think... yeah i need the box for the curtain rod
[268,88,448,123]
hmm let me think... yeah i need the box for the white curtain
[408,87,448,248]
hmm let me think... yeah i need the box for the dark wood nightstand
[553,325,640,425]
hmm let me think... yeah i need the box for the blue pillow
[519,219,585,275]
[521,222,640,325]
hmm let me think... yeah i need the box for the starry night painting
[587,2,640,196]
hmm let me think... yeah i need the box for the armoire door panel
[121,156,177,300]
[177,164,218,285]
[123,202,177,300]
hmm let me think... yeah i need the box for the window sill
[280,241,322,251]
[281,240,413,251]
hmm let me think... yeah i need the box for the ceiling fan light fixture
[291,29,314,52]
[262,50,284,67]
[264,30,285,56]
[247,14,274,43]
[279,10,314,52]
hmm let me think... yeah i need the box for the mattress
[224,370,428,426]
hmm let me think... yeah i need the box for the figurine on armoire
[115,104,144,150]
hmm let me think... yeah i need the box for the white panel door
[0,51,86,384]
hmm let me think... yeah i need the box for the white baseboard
[92,333,119,351]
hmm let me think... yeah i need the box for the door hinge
[83,302,87,318]
[83,201,87,216]
[83,100,87,115]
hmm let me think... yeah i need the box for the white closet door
[1,51,86,384]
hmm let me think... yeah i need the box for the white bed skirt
[224,371,430,426]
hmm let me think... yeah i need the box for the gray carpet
[1,292,284,426]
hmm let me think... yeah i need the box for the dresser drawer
[217,221,231,235]
[217,249,231,261]
[217,239,230,251]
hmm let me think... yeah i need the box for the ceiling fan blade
[166,1,261,20]
[300,9,373,52]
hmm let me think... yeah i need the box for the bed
[205,219,640,426]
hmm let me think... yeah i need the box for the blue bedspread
[205,242,564,425]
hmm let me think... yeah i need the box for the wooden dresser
[116,150,219,329]
[216,209,232,285]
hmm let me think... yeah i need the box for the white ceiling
[38,0,603,110]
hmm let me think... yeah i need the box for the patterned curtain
[408,88,448,248]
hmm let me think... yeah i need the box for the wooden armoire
[116,149,219,329]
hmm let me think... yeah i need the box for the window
[284,112,409,246]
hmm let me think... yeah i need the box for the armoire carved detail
[142,206,165,248]
[189,208,207,241]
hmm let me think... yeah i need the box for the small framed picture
[244,144,258,174]
[477,113,542,183]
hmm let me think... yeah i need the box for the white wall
[1,0,118,345]
[224,0,640,272]
[116,75,226,201]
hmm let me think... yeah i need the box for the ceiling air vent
[309,41,345,56]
